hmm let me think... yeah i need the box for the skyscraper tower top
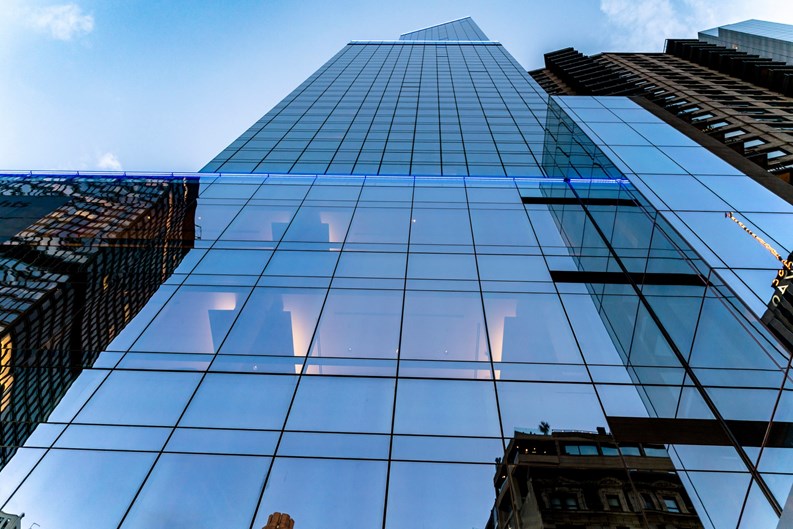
[201,18,548,177]
[400,17,489,41]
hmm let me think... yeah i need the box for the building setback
[0,17,792,529]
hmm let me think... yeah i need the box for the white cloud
[96,152,122,171]
[28,3,94,41]
[600,0,793,51]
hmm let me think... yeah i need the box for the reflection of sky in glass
[385,462,495,529]
[121,453,269,529]
[180,374,297,429]
[253,458,387,528]
[75,371,201,426]
[4,450,157,528]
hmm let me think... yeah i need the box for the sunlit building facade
[0,17,792,529]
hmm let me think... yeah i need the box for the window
[643,444,669,457]
[620,444,641,456]
[606,494,622,510]
[550,493,579,510]
[601,444,619,456]
[561,443,599,456]
[690,113,715,122]
[724,129,746,139]
[642,492,656,509]
[704,121,729,130]
[663,496,681,513]
[564,495,579,510]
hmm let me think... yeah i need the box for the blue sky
[2,0,792,172]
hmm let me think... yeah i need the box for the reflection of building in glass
[0,177,198,467]
[0,510,22,529]
[486,430,705,529]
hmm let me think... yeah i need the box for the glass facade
[2,18,793,529]
[202,18,547,177]
[699,20,793,66]
[400,17,489,41]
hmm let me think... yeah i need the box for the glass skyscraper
[699,20,793,66]
[1,17,792,529]
[202,18,546,177]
